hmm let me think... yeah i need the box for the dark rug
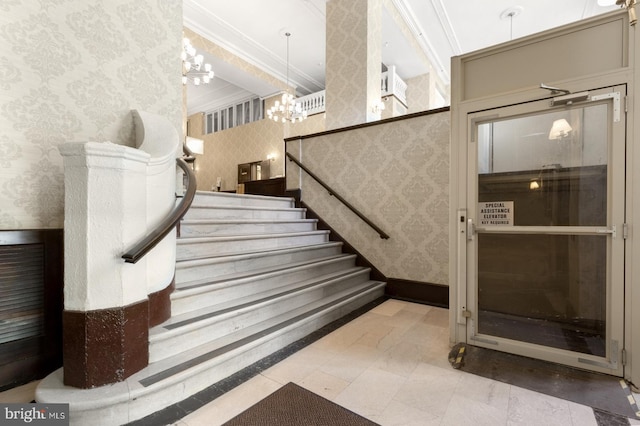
[222,382,379,426]
[449,343,640,423]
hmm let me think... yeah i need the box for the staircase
[39,191,385,425]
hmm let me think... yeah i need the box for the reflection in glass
[477,234,606,357]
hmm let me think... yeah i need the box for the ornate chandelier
[181,38,214,86]
[266,33,309,123]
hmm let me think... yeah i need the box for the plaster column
[59,141,151,389]
[325,0,383,130]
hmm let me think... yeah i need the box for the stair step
[149,267,372,362]
[172,254,358,315]
[184,204,306,220]
[179,218,318,237]
[141,280,385,386]
[193,191,294,209]
[175,242,344,285]
[35,282,384,426]
[176,231,330,261]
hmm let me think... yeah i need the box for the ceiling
[183,0,621,115]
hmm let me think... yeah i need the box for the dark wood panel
[0,229,63,392]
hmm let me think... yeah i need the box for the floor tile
[440,392,508,426]
[333,367,407,418]
[181,374,281,426]
[297,370,350,401]
[507,386,573,426]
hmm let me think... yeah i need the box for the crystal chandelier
[181,38,214,86]
[267,33,309,123]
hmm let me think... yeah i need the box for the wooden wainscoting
[0,230,63,391]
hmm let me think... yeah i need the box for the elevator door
[466,86,626,375]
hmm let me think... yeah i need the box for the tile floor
[174,299,640,426]
[2,300,639,425]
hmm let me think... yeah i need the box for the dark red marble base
[63,300,149,389]
[149,278,175,327]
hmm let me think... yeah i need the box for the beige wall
[0,1,183,229]
[190,109,325,192]
[287,110,450,284]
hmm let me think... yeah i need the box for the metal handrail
[121,157,197,263]
[286,152,390,239]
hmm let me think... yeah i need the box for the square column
[325,0,382,130]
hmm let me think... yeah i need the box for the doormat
[449,344,640,421]
[222,382,379,426]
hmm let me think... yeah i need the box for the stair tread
[188,204,305,212]
[175,252,355,291]
[177,230,330,244]
[157,266,368,335]
[181,218,318,225]
[175,241,335,262]
[194,191,294,203]
[175,242,343,269]
[137,280,386,387]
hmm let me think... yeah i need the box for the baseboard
[385,278,449,308]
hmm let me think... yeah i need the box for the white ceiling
[183,0,621,115]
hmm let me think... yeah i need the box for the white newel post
[59,141,152,388]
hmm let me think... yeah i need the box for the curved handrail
[122,157,197,263]
[286,152,390,239]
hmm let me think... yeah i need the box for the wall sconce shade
[186,136,204,155]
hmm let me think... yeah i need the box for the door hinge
[625,96,629,114]
[623,223,629,240]
[622,348,627,366]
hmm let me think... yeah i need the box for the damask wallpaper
[0,1,183,229]
[288,110,450,285]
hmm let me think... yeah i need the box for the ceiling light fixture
[181,38,214,86]
[500,6,524,40]
[267,32,309,124]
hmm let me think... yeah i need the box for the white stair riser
[176,233,329,261]
[172,257,358,316]
[193,192,294,209]
[184,207,305,221]
[152,274,376,362]
[175,244,343,284]
[179,220,317,238]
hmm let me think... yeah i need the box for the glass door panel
[468,86,625,374]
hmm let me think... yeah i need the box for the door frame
[459,85,626,375]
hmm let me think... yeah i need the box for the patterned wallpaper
[406,74,432,114]
[289,110,450,285]
[0,1,183,229]
[325,0,382,130]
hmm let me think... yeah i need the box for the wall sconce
[185,136,204,155]
[185,136,204,170]
[372,100,386,114]
[548,119,572,140]
[266,153,276,161]
[529,179,541,190]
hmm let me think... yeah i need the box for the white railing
[381,66,407,107]
[296,90,326,116]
